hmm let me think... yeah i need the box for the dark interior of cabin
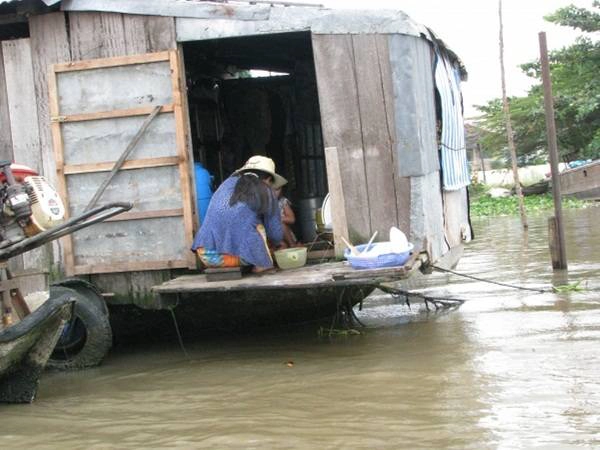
[182,32,328,244]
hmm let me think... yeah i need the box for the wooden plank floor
[153,259,423,294]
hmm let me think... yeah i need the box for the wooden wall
[313,32,456,261]
[0,43,12,162]
[1,38,49,294]
[312,34,407,244]
[16,11,177,301]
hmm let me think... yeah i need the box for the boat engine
[0,161,65,249]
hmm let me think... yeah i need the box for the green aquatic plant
[470,193,589,217]
[552,281,585,293]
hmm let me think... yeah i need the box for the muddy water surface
[2,207,599,449]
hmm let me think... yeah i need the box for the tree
[475,2,600,164]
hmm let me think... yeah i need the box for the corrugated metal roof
[0,0,60,4]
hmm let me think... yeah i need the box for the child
[273,182,299,249]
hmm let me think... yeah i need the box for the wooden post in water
[498,0,528,230]
[539,32,567,270]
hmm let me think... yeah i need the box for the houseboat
[0,0,472,367]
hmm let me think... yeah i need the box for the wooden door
[49,50,196,276]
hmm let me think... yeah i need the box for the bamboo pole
[539,32,567,270]
[498,0,528,230]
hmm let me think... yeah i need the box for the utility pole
[539,32,567,270]
[498,0,528,230]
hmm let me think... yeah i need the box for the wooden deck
[153,257,425,294]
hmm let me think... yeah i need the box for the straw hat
[235,155,287,188]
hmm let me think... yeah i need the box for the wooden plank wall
[27,11,178,298]
[69,12,176,60]
[66,12,178,295]
[0,43,12,162]
[1,38,48,294]
[312,34,407,244]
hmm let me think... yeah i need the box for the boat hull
[0,294,74,403]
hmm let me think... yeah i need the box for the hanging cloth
[434,50,470,191]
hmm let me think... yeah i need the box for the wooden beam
[85,105,163,211]
[53,50,171,72]
[51,104,175,123]
[48,66,76,275]
[0,43,13,161]
[63,156,179,175]
[169,49,196,269]
[539,32,566,270]
[104,208,183,222]
[71,259,190,276]
[324,146,349,258]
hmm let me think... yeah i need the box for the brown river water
[2,206,599,449]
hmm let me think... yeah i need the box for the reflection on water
[2,207,599,449]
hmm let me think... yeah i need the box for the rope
[169,307,192,361]
[432,265,551,293]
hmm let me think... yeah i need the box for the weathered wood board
[1,38,48,292]
[0,43,12,162]
[351,34,399,240]
[71,217,187,267]
[1,39,41,171]
[65,166,183,214]
[50,50,195,275]
[311,34,372,244]
[61,114,178,165]
[154,260,419,294]
[313,33,417,245]
[56,62,173,115]
[29,12,71,186]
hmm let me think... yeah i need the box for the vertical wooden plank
[29,12,71,186]
[30,13,71,273]
[2,38,48,290]
[48,68,76,276]
[351,34,398,241]
[0,43,13,161]
[2,39,41,171]
[69,11,127,60]
[0,43,23,279]
[123,15,176,54]
[312,34,370,243]
[122,15,149,54]
[324,147,349,258]
[169,49,196,269]
[378,35,411,236]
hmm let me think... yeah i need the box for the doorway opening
[182,31,327,243]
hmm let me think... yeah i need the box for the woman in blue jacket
[191,155,285,273]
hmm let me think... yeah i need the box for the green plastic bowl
[274,247,307,270]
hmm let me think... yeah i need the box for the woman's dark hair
[230,170,276,215]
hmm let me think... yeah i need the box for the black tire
[47,282,112,370]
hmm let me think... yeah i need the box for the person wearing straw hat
[191,155,285,273]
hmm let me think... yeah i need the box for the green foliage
[545,1,600,32]
[552,281,585,293]
[470,193,588,217]
[475,2,600,164]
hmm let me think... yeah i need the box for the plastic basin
[274,247,307,270]
[344,242,413,270]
